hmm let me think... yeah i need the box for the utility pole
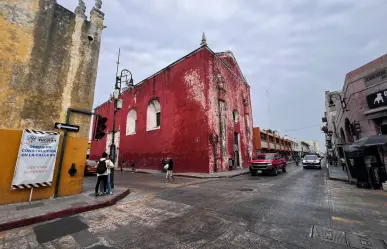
[110,48,134,189]
[266,89,272,128]
[110,48,121,189]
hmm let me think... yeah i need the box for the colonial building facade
[323,54,387,157]
[90,37,254,173]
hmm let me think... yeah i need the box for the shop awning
[350,135,387,149]
[364,106,387,119]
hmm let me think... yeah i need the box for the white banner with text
[11,129,60,189]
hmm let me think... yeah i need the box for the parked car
[302,154,322,169]
[84,159,98,175]
[249,153,287,176]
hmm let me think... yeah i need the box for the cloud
[58,0,387,151]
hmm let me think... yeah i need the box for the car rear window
[255,155,274,160]
[304,155,317,160]
[87,160,97,165]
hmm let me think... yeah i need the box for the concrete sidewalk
[133,168,250,178]
[0,183,129,232]
[327,163,350,182]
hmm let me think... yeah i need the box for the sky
[59,0,387,152]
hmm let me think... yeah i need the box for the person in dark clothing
[166,158,175,181]
[121,159,125,173]
[131,160,136,173]
[95,152,113,196]
[332,155,338,167]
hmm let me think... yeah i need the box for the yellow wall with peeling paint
[0,0,39,129]
[0,129,88,205]
[0,0,104,204]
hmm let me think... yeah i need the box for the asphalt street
[2,160,387,249]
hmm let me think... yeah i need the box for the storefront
[364,88,387,135]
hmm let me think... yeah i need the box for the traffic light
[94,116,107,140]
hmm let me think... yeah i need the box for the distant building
[90,36,254,173]
[252,127,292,155]
[305,140,320,154]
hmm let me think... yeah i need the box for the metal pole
[54,107,72,198]
[109,49,121,188]
[54,108,97,198]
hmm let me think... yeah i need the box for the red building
[90,37,253,173]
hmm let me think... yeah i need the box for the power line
[283,124,321,132]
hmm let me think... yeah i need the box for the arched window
[340,128,346,144]
[232,110,239,123]
[126,109,137,135]
[345,118,354,143]
[147,100,161,131]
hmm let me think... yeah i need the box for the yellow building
[0,0,105,204]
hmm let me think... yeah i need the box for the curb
[328,176,349,183]
[174,171,249,179]
[0,189,130,233]
[327,171,350,183]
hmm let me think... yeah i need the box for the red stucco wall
[90,47,253,173]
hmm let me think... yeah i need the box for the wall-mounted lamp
[113,89,119,99]
[329,92,349,112]
[116,99,123,110]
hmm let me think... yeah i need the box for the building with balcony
[252,127,292,156]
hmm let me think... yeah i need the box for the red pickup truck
[249,153,287,176]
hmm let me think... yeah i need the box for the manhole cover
[346,233,387,249]
[237,188,254,191]
[312,226,346,246]
[34,217,88,244]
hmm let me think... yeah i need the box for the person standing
[161,158,166,172]
[105,154,115,195]
[166,158,175,182]
[341,157,346,172]
[95,152,114,196]
[131,160,136,173]
[120,159,125,173]
[332,154,338,167]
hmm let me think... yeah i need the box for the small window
[147,99,161,131]
[260,133,266,141]
[126,109,137,135]
[232,110,239,123]
[156,112,161,127]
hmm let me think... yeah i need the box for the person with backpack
[95,152,114,196]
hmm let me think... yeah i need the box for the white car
[302,155,322,169]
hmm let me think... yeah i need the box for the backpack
[96,160,107,174]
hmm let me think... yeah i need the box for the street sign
[54,122,80,132]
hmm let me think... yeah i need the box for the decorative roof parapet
[75,0,86,18]
[200,32,207,46]
[95,0,102,9]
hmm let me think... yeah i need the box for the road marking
[332,216,363,225]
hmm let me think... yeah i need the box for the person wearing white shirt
[95,152,115,196]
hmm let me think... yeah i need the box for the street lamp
[110,68,134,188]
[329,92,348,112]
